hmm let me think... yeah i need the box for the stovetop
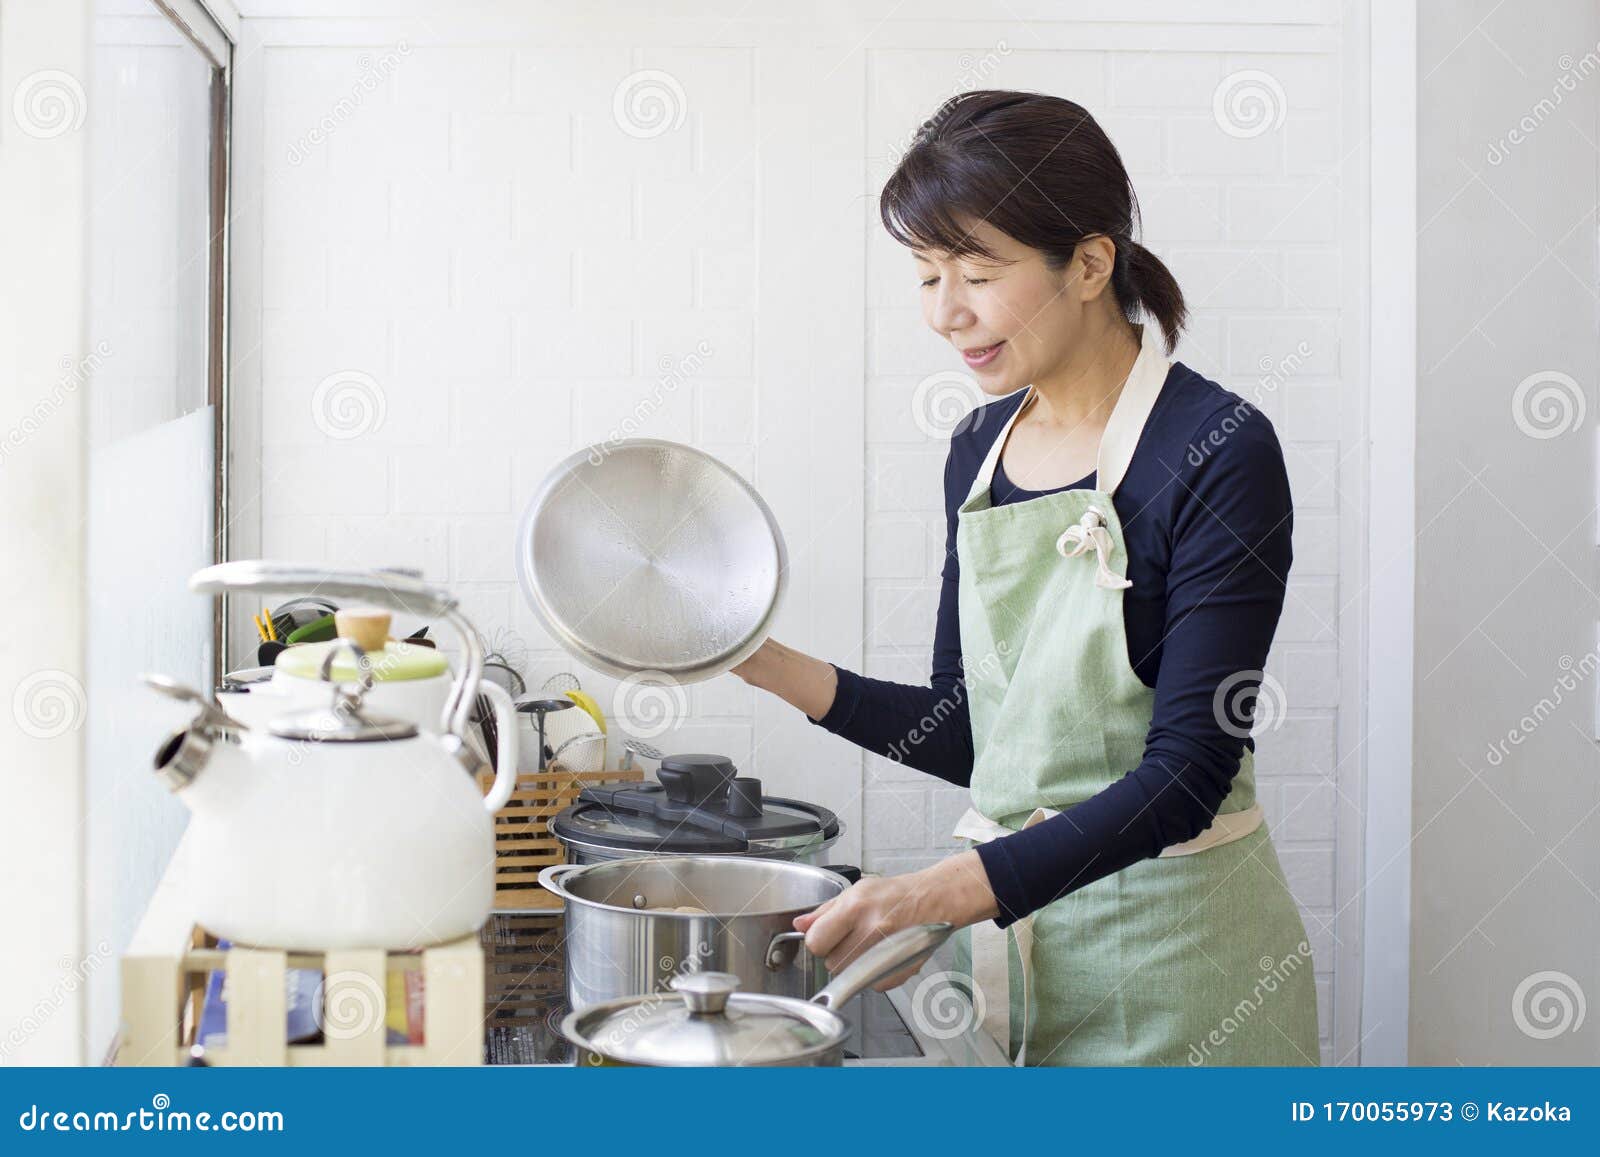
[480,911,979,1066]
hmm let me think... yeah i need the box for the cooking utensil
[618,736,664,772]
[549,752,841,864]
[538,855,854,1010]
[145,561,519,950]
[515,440,787,684]
[549,730,606,773]
[559,923,953,1066]
[285,613,337,645]
[516,695,576,770]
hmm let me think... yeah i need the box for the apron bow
[1055,507,1132,590]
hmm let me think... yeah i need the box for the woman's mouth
[961,341,1005,369]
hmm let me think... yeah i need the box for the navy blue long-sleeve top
[808,359,1294,928]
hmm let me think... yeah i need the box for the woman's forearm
[731,638,839,721]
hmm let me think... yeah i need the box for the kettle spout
[143,673,247,796]
[153,726,216,792]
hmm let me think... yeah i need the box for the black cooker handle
[822,864,861,884]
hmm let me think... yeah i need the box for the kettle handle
[477,682,519,813]
[189,561,483,740]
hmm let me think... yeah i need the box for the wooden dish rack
[475,764,642,909]
[115,831,483,1067]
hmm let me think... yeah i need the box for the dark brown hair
[880,90,1186,354]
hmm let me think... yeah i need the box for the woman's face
[912,218,1098,395]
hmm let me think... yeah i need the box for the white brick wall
[238,2,1361,1065]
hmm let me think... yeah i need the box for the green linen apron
[951,321,1320,1067]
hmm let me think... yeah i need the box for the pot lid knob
[670,971,741,1016]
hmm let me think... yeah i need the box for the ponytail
[1113,238,1187,355]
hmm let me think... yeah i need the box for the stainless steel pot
[560,924,954,1067]
[537,856,850,1010]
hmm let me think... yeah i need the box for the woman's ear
[1074,234,1118,301]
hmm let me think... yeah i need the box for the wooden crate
[116,831,484,1067]
[476,765,642,909]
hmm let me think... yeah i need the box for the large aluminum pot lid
[565,972,842,1066]
[515,441,787,683]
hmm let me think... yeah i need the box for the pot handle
[765,931,807,972]
[810,923,953,1011]
[538,863,583,900]
[478,682,519,813]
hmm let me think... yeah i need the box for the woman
[732,90,1319,1066]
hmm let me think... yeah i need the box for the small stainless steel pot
[537,856,851,1010]
[560,924,954,1067]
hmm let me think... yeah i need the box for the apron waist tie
[952,801,1265,1065]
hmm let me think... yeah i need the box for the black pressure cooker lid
[550,753,839,855]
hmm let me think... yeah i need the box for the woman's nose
[927,283,976,337]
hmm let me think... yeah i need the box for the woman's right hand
[730,638,838,722]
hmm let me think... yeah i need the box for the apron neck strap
[965,322,1172,504]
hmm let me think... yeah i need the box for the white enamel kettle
[144,561,517,951]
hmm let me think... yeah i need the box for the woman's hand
[793,851,999,990]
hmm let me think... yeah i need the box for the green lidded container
[274,639,450,684]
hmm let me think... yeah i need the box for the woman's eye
[964,277,990,286]
[919,276,939,288]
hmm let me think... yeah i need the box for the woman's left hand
[793,850,1000,991]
